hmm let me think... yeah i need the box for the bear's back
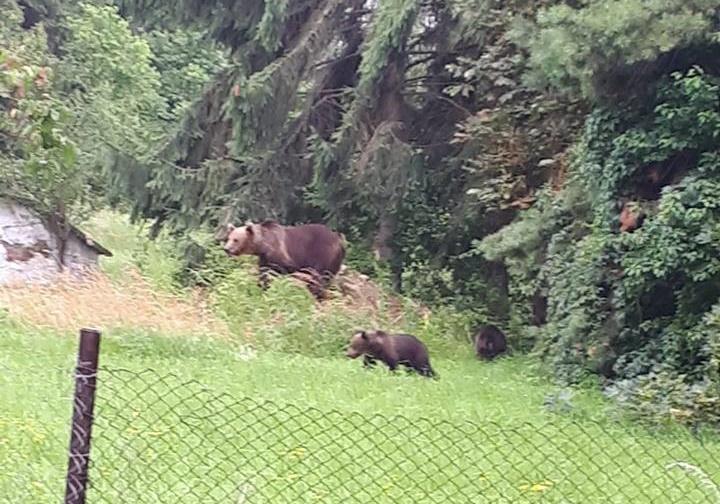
[284,224,344,273]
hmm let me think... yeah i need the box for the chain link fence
[83,367,720,503]
[3,355,720,502]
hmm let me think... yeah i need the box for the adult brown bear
[473,324,507,360]
[223,220,345,299]
[345,330,436,378]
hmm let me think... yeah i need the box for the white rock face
[0,199,108,286]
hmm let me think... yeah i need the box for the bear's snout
[346,348,361,358]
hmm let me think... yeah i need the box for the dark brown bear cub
[346,330,436,378]
[473,324,507,360]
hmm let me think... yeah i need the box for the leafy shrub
[394,182,504,325]
[208,261,473,359]
[85,211,185,294]
[606,302,720,427]
[477,183,591,352]
[342,238,394,288]
[479,67,720,424]
[60,3,167,167]
[1,4,83,216]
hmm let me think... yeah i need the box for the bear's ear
[360,330,368,340]
[245,224,254,235]
[226,223,236,233]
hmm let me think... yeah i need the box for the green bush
[208,260,474,359]
[479,68,720,425]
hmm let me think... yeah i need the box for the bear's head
[619,202,646,233]
[345,330,386,358]
[346,330,369,358]
[223,223,260,256]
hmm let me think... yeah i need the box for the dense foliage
[481,67,720,425]
[1,1,80,218]
[1,0,223,222]
[2,0,720,425]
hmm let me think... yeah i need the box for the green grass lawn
[2,320,719,503]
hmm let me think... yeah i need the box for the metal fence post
[64,328,101,504]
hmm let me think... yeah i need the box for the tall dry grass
[0,265,472,357]
[0,270,231,338]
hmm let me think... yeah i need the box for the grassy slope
[1,212,719,503]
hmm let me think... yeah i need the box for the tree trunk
[372,213,396,263]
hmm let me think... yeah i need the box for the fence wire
[80,367,720,504]
[3,364,720,503]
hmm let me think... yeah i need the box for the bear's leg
[297,268,326,301]
[362,355,377,369]
[306,281,326,301]
[419,366,436,378]
[385,360,398,373]
[258,267,272,290]
[400,362,415,375]
[486,340,495,358]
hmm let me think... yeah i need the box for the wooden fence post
[64,328,101,504]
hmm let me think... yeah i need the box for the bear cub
[473,324,507,360]
[346,330,436,378]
